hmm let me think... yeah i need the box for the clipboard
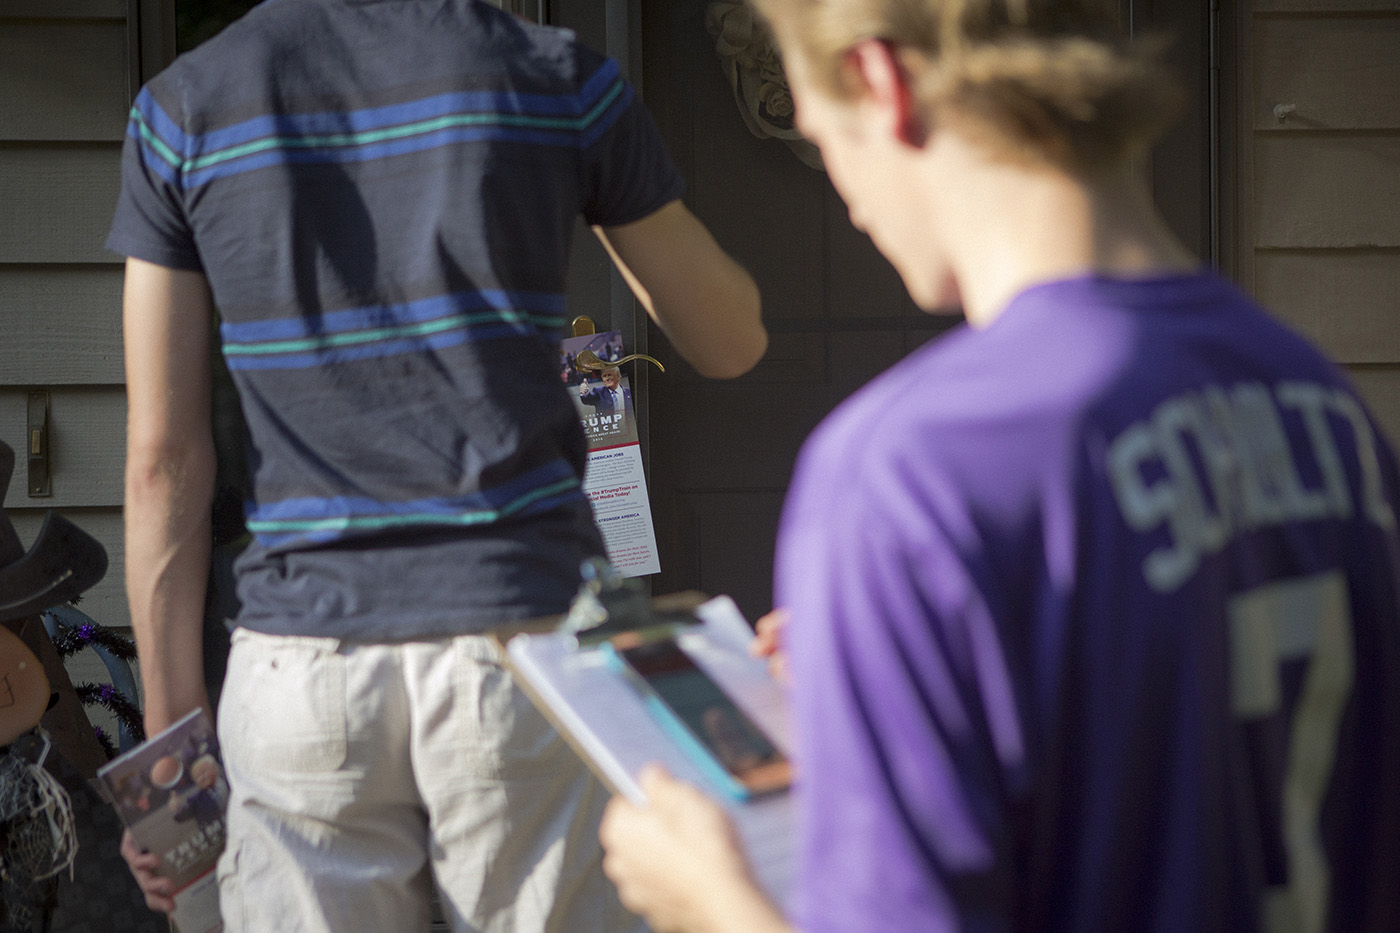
[499,565,796,907]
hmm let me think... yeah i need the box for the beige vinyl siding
[0,4,132,644]
[1243,1,1400,444]
[0,267,126,382]
[1254,137,1400,247]
[1253,15,1400,130]
[0,147,126,262]
[0,20,130,141]
[1256,252,1400,363]
[1349,371,1400,444]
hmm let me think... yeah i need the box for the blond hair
[751,0,1184,172]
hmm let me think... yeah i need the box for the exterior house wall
[1239,0,1400,441]
[3,0,1397,700]
[0,0,137,723]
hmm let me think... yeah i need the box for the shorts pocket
[223,630,348,773]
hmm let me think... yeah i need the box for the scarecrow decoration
[0,439,108,932]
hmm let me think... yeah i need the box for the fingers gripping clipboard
[499,566,796,907]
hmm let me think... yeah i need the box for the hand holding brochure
[97,708,226,933]
[504,595,796,906]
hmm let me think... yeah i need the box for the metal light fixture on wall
[705,1,823,171]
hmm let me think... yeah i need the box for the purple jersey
[776,272,1400,932]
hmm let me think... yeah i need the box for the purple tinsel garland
[51,621,138,662]
[48,609,146,757]
[75,682,145,746]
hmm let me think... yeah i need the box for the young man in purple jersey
[599,0,1400,930]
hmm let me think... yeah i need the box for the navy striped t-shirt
[107,0,685,639]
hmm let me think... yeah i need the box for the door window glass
[178,0,260,52]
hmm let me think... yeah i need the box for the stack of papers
[504,595,796,906]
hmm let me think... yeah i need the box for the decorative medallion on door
[705,2,824,171]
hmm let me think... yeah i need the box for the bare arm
[600,766,791,933]
[122,257,217,736]
[595,201,766,379]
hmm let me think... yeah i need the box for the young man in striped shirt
[109,2,765,929]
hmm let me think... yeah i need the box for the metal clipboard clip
[562,558,700,649]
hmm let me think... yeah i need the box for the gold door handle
[574,348,666,374]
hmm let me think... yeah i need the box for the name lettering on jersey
[1108,381,1395,593]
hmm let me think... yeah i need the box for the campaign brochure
[560,330,661,576]
[97,708,227,933]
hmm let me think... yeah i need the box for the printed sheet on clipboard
[503,595,796,907]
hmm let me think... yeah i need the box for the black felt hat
[0,441,107,624]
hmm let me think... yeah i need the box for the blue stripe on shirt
[129,60,631,189]
[219,290,566,371]
[220,289,566,342]
[246,460,586,547]
[192,57,623,156]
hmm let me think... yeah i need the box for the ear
[846,39,924,146]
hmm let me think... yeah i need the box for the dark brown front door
[640,0,959,623]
